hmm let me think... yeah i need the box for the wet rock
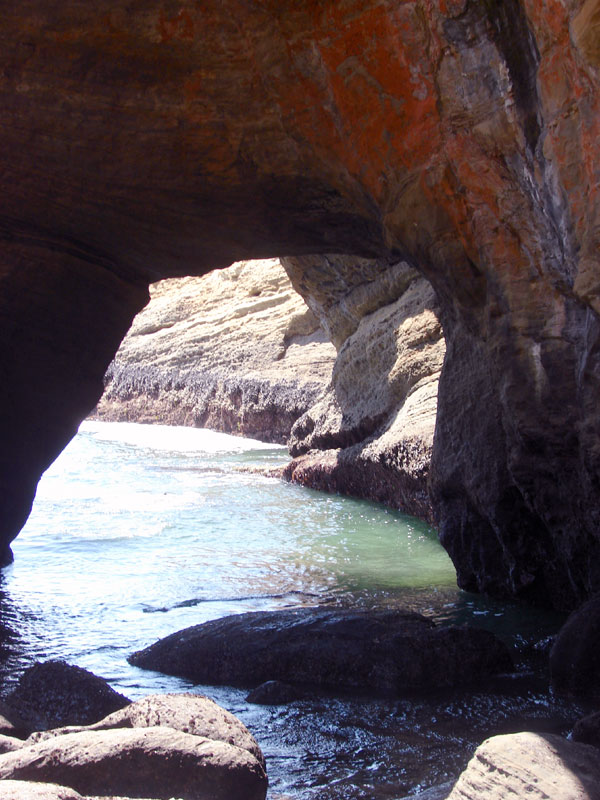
[0,780,85,800]
[129,607,512,694]
[28,692,264,768]
[572,711,600,749]
[0,727,267,800]
[246,680,304,705]
[550,596,600,697]
[446,731,600,800]
[399,784,454,800]
[3,661,130,733]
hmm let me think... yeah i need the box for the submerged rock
[246,680,304,705]
[3,661,130,734]
[399,784,455,800]
[128,607,512,694]
[550,596,600,697]
[446,731,600,800]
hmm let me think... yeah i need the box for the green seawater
[0,421,587,799]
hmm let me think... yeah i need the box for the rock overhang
[1,0,599,609]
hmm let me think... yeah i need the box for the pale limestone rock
[447,732,600,800]
[28,693,264,768]
[0,781,85,800]
[0,727,267,800]
[95,258,335,443]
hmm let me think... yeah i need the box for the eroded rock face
[94,258,335,442]
[1,1,599,607]
[446,731,600,800]
[282,255,444,521]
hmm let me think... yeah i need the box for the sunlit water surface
[0,421,589,799]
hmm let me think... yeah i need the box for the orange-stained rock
[1,1,599,607]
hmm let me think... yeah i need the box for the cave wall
[1,0,599,607]
[281,255,444,523]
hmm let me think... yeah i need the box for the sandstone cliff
[93,258,335,444]
[281,256,445,522]
[2,1,600,608]
[95,254,445,522]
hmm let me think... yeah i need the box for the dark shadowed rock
[246,680,304,705]
[2,0,600,614]
[550,596,600,697]
[0,712,25,739]
[3,661,130,733]
[446,731,600,800]
[129,608,512,694]
[572,711,600,750]
[0,727,267,800]
[28,692,264,768]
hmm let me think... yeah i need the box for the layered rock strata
[281,255,444,521]
[446,731,600,800]
[1,1,600,607]
[97,252,444,521]
[94,258,336,443]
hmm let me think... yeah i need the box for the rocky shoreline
[1,598,600,800]
[93,259,336,445]
[94,255,445,523]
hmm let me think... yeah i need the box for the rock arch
[1,0,599,608]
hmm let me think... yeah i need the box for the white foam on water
[80,419,285,454]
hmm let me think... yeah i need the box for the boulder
[0,727,267,800]
[0,781,85,800]
[398,784,454,800]
[129,608,512,694]
[246,680,304,705]
[572,711,600,749]
[446,732,600,800]
[28,693,264,768]
[550,596,600,697]
[0,735,26,754]
[3,661,130,733]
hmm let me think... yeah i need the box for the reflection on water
[0,421,590,798]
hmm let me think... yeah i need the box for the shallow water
[0,421,589,798]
